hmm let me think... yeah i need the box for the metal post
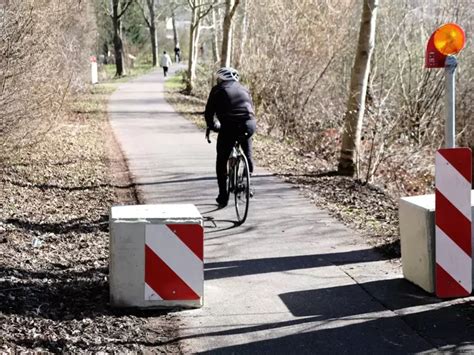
[445,55,457,148]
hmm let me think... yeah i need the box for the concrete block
[109,204,203,308]
[399,191,474,294]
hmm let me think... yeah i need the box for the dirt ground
[1,86,182,353]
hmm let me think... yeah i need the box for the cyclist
[205,67,257,207]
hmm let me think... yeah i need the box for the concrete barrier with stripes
[400,148,472,297]
[400,192,473,295]
[435,148,472,297]
[109,204,204,308]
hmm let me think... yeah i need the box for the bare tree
[233,0,247,68]
[103,0,134,77]
[138,0,160,66]
[166,0,187,53]
[338,0,379,176]
[186,0,217,93]
[210,5,221,64]
[171,8,179,49]
[1,0,95,162]
[220,0,240,67]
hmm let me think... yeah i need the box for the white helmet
[216,67,240,81]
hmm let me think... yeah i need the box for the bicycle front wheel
[234,154,250,225]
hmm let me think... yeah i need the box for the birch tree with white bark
[220,0,240,67]
[185,0,218,93]
[338,0,379,176]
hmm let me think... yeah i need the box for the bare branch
[118,0,134,19]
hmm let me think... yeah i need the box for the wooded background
[1,0,473,194]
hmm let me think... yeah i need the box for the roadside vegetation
[1,70,184,352]
[0,69,186,352]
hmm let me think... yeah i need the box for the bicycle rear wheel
[234,154,250,224]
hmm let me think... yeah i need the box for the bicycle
[206,128,251,225]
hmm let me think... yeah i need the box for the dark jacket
[205,81,256,130]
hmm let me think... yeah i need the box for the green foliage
[94,0,114,56]
[94,0,149,57]
[100,63,154,82]
[164,70,187,91]
[122,1,149,46]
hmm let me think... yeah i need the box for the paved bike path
[108,68,473,353]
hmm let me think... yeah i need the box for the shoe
[216,195,228,207]
[250,188,255,198]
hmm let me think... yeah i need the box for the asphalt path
[108,67,473,354]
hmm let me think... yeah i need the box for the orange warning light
[433,23,466,56]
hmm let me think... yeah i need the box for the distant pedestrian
[174,45,181,63]
[160,51,172,77]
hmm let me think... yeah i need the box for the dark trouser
[163,66,169,76]
[216,120,256,199]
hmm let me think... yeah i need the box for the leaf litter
[1,89,181,353]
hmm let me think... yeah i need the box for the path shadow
[193,316,433,354]
[5,215,109,234]
[279,278,441,319]
[173,279,472,353]
[275,279,474,352]
[196,204,221,215]
[203,217,243,234]
[278,170,340,178]
[5,173,275,193]
[6,179,113,191]
[13,338,168,353]
[204,248,396,281]
[0,266,173,320]
[4,175,216,192]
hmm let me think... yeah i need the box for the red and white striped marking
[435,148,472,297]
[144,224,203,301]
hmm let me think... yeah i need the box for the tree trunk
[220,11,232,66]
[337,0,378,176]
[148,0,158,67]
[220,0,240,68]
[112,0,125,76]
[187,7,201,93]
[150,25,158,66]
[113,22,124,76]
[186,0,216,92]
[190,24,202,89]
[172,9,179,49]
[234,0,247,68]
[211,6,220,64]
